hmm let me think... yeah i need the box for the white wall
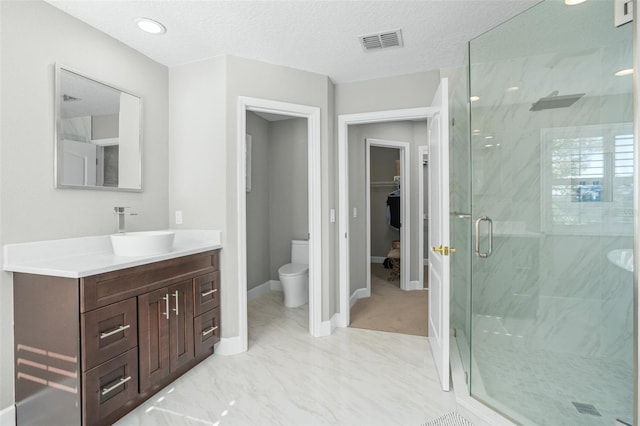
[226,56,335,328]
[245,114,309,289]
[170,55,334,337]
[246,112,271,290]
[268,118,309,280]
[335,71,441,115]
[0,0,169,411]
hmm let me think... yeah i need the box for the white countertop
[3,229,221,278]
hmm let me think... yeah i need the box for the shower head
[529,91,585,111]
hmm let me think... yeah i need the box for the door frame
[365,138,410,292]
[337,107,438,328]
[418,145,430,289]
[237,97,323,352]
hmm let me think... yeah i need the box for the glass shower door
[468,1,634,424]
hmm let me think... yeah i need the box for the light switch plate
[614,0,633,27]
[175,210,183,225]
[353,207,357,218]
[330,209,336,223]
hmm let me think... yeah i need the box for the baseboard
[0,405,15,426]
[318,313,340,336]
[370,256,385,264]
[215,336,245,355]
[270,280,283,291]
[247,280,282,302]
[350,287,370,308]
[247,280,271,301]
[406,280,424,291]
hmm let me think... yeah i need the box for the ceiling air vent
[359,29,403,52]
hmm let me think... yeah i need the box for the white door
[427,78,450,391]
[62,139,97,186]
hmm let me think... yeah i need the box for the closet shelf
[371,176,401,188]
[370,181,397,187]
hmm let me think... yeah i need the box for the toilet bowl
[278,240,309,307]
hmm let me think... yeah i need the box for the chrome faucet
[114,207,137,233]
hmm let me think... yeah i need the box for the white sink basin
[607,249,633,272]
[110,231,175,256]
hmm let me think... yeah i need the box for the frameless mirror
[55,65,142,191]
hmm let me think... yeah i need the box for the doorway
[244,111,309,329]
[237,97,322,354]
[337,107,437,329]
[365,139,409,293]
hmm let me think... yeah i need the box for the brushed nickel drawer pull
[99,324,130,339]
[202,326,218,336]
[101,375,131,396]
[162,294,170,319]
[201,288,218,297]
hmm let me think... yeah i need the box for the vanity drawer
[82,348,138,426]
[81,299,138,371]
[193,271,220,316]
[80,250,219,312]
[194,307,220,358]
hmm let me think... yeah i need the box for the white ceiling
[45,0,540,84]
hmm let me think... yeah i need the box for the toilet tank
[291,239,309,265]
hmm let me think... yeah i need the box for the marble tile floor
[115,291,457,426]
[468,316,633,426]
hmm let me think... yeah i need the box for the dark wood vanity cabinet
[13,250,221,426]
[138,280,195,392]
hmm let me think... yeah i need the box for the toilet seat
[278,263,308,277]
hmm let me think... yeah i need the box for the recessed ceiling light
[136,18,166,35]
[506,86,520,92]
[565,0,586,5]
[615,68,633,77]
[484,144,494,148]
[484,136,494,139]
[472,129,481,134]
[470,96,480,102]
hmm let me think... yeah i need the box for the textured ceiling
[45,0,540,83]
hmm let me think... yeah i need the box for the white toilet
[278,240,309,307]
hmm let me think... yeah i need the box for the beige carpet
[349,263,428,336]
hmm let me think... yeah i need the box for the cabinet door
[138,287,170,392]
[168,280,195,372]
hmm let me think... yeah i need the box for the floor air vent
[572,402,601,417]
[359,29,403,52]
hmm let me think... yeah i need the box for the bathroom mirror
[55,65,142,191]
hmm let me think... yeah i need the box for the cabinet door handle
[201,288,218,297]
[202,326,218,336]
[99,324,130,339]
[162,294,170,319]
[101,375,131,396]
[172,290,179,316]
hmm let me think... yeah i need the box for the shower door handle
[474,216,493,258]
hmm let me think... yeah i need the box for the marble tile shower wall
[470,52,634,363]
